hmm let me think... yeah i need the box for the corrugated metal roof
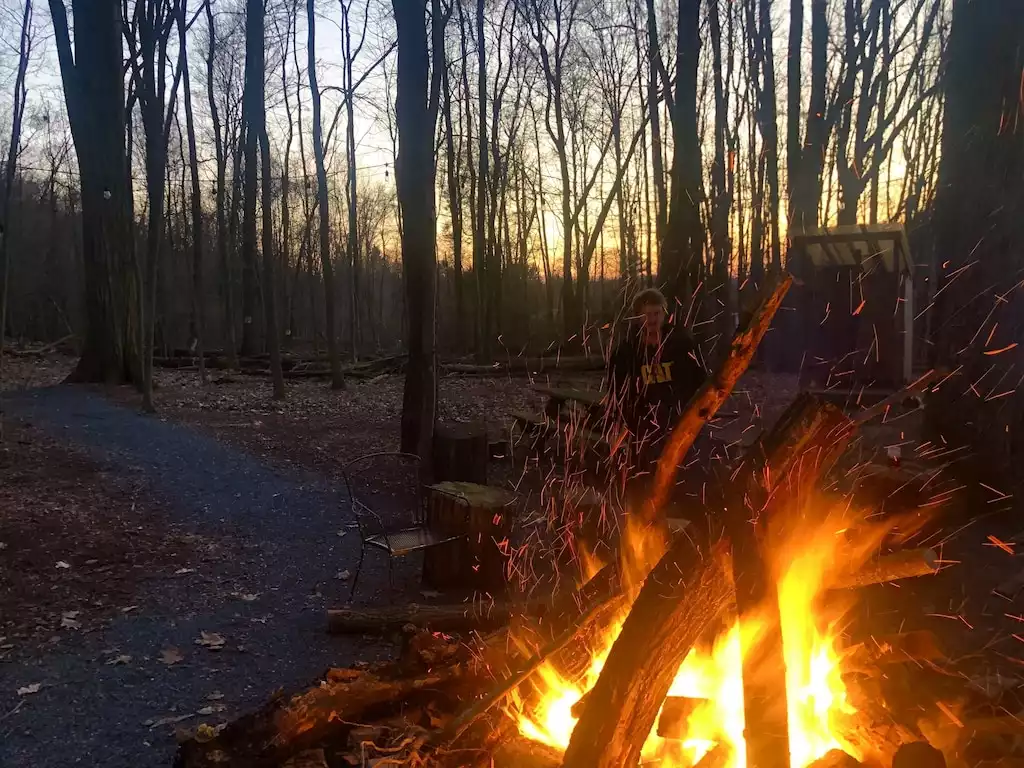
[790,223,913,275]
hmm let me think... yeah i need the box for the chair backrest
[341,452,424,540]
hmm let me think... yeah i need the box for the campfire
[509,503,903,768]
[174,274,1014,768]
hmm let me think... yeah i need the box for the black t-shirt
[606,324,708,442]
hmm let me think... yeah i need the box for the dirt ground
[0,418,209,654]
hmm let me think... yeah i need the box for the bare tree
[0,0,33,391]
[307,0,345,388]
[393,0,437,461]
[50,0,141,383]
[178,0,207,381]
[243,0,285,397]
[204,0,240,368]
[659,0,703,309]
[124,0,185,411]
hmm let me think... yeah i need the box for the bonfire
[175,274,1007,768]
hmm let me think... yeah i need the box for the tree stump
[423,481,517,592]
[433,422,489,485]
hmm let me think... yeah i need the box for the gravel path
[0,385,408,768]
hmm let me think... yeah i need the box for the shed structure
[790,223,915,391]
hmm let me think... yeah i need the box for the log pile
[173,272,1024,768]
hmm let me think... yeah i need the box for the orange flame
[510,500,891,767]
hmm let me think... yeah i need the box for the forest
[2,1,1024,766]
[0,0,1019,473]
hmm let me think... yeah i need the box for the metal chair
[341,452,465,602]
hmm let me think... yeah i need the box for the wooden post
[423,481,516,592]
[433,422,489,484]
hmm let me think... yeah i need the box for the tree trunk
[342,0,361,362]
[440,38,464,349]
[708,0,731,336]
[179,0,205,382]
[928,0,1024,496]
[658,0,703,309]
[474,0,490,358]
[243,0,284,398]
[645,0,666,257]
[0,0,32,392]
[306,0,345,389]
[393,0,437,465]
[50,0,141,385]
[758,0,781,271]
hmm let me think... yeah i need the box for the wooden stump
[423,481,517,592]
[434,422,489,484]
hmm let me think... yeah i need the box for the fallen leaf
[160,647,185,665]
[196,706,214,716]
[195,722,220,743]
[61,611,80,619]
[55,561,71,569]
[149,713,194,729]
[196,631,226,650]
[106,654,132,666]
[206,691,224,701]
[336,570,351,581]
[17,683,41,695]
[121,605,139,613]
[174,567,195,575]
[60,616,81,630]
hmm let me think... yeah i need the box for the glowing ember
[510,509,882,768]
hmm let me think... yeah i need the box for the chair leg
[387,556,396,602]
[349,547,366,603]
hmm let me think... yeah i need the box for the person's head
[632,288,668,340]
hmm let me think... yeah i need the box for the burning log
[694,743,730,768]
[727,392,856,768]
[807,749,863,768]
[844,630,946,672]
[891,742,946,768]
[560,272,796,768]
[649,270,794,513]
[830,548,939,590]
[435,589,629,746]
[655,696,709,738]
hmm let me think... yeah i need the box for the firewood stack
[174,273,1024,768]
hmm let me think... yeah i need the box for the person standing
[605,288,708,518]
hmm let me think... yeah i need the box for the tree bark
[393,0,438,465]
[179,0,206,383]
[928,0,1024,497]
[0,0,33,391]
[658,0,703,309]
[50,0,141,385]
[243,0,284,398]
[306,0,345,389]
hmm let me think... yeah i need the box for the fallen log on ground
[174,662,470,768]
[326,601,542,635]
[441,356,605,377]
